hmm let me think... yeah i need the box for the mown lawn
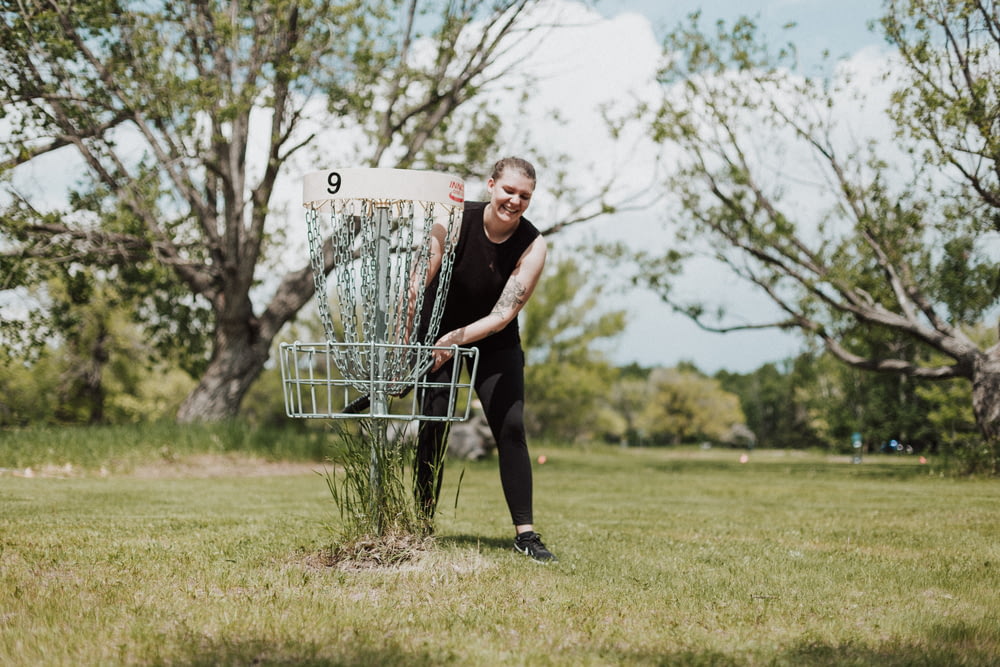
[1,433,998,666]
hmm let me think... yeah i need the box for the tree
[0,280,193,426]
[882,0,1000,231]
[635,3,1000,461]
[716,360,817,449]
[605,363,653,446]
[788,349,936,453]
[1,0,618,422]
[521,256,626,442]
[641,366,745,445]
[43,269,135,423]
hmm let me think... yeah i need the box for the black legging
[415,345,533,526]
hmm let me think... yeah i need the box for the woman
[415,156,556,563]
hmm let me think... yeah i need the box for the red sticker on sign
[449,180,465,203]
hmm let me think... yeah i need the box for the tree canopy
[0,0,620,421]
[633,0,999,451]
[521,256,626,443]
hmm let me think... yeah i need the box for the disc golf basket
[279,168,479,534]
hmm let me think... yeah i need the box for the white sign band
[303,168,465,208]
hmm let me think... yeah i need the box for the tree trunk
[971,343,1000,441]
[174,255,318,423]
[84,325,110,424]
[175,319,271,423]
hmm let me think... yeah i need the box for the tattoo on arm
[492,279,528,320]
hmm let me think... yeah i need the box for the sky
[600,0,884,61]
[501,0,889,374]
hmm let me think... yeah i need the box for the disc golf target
[280,168,478,421]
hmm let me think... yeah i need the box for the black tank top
[426,201,541,352]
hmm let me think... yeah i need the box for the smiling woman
[413,156,558,562]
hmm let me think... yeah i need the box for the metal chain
[307,198,462,394]
[305,206,338,345]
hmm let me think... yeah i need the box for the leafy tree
[786,349,933,453]
[1,0,622,422]
[521,256,626,443]
[0,349,61,426]
[605,363,653,446]
[45,269,135,423]
[913,324,995,469]
[916,379,985,465]
[641,366,745,445]
[0,263,154,424]
[634,3,1000,463]
[883,0,1000,230]
[716,360,813,449]
[0,286,192,426]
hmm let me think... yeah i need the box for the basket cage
[279,341,479,420]
[280,168,476,420]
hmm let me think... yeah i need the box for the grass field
[1,428,998,665]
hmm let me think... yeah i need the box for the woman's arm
[431,234,547,369]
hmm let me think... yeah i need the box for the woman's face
[488,170,535,225]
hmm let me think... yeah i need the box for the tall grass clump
[320,420,438,566]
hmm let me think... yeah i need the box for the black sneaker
[514,531,558,563]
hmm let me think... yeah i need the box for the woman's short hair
[491,157,536,184]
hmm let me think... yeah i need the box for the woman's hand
[432,328,465,371]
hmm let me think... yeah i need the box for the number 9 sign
[327,171,341,195]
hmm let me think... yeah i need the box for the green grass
[2,435,999,665]
[0,421,331,474]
